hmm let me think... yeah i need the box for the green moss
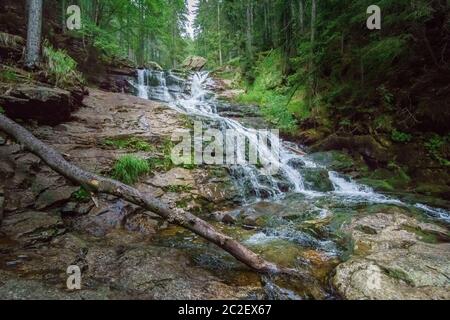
[359,165,411,192]
[391,130,412,143]
[359,178,395,192]
[384,268,413,285]
[175,196,192,209]
[147,138,197,172]
[0,69,18,83]
[112,155,150,185]
[103,137,153,152]
[164,185,193,193]
[402,225,438,244]
[72,187,91,202]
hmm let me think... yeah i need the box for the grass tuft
[42,40,84,88]
[112,155,150,185]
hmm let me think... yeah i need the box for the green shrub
[391,130,412,143]
[0,106,4,114]
[112,155,150,185]
[42,41,84,88]
[72,187,91,202]
[0,69,18,83]
[425,134,450,166]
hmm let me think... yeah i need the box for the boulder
[300,168,334,192]
[144,61,163,71]
[182,56,207,71]
[0,84,74,124]
[0,32,25,60]
[311,134,390,167]
[333,210,450,300]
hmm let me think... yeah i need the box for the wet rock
[211,211,238,225]
[114,246,256,299]
[35,186,78,210]
[70,200,130,237]
[0,271,114,300]
[215,102,260,117]
[193,169,239,206]
[1,211,64,245]
[333,211,450,300]
[124,213,160,236]
[61,202,94,216]
[307,151,359,173]
[0,85,74,124]
[311,135,390,167]
[182,56,207,71]
[300,168,334,192]
[238,202,285,227]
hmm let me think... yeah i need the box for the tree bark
[25,0,43,68]
[298,0,305,34]
[0,114,294,275]
[217,0,223,66]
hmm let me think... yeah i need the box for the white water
[134,70,450,224]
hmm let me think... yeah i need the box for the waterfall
[133,69,450,223]
[137,69,148,100]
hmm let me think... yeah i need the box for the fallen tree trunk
[0,114,287,274]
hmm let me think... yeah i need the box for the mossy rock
[307,151,359,173]
[358,178,395,192]
[300,168,334,192]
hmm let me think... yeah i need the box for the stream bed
[132,69,450,299]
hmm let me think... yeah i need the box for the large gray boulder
[333,210,450,300]
[182,56,207,71]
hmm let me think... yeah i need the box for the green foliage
[72,187,91,202]
[103,137,153,152]
[0,106,4,114]
[72,0,188,68]
[236,51,299,133]
[193,0,448,139]
[165,185,193,193]
[112,155,150,185]
[391,130,412,143]
[0,69,18,83]
[42,41,84,88]
[425,134,450,166]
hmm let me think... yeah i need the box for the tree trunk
[61,0,67,33]
[298,0,305,34]
[0,114,298,276]
[217,1,223,66]
[309,0,318,105]
[25,0,43,68]
[245,0,253,61]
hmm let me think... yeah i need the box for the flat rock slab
[333,210,450,300]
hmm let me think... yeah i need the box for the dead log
[0,113,289,275]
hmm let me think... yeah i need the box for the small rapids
[132,69,450,297]
[133,69,450,224]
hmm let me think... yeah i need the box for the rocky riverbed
[0,87,449,300]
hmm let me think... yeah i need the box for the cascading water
[137,69,148,100]
[136,69,172,102]
[133,69,450,225]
